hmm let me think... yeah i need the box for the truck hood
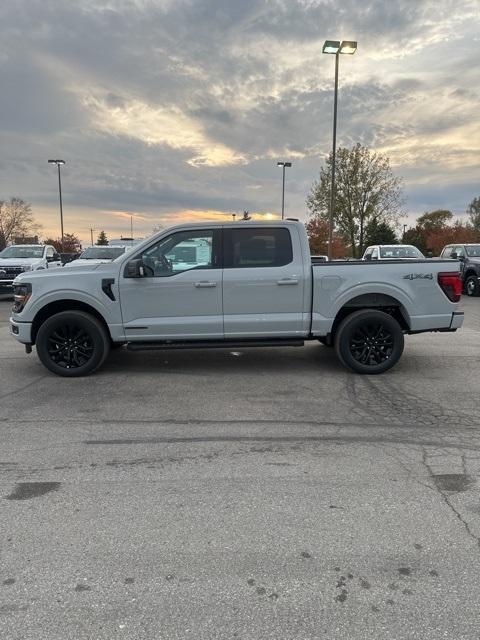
[64,258,115,267]
[14,261,116,284]
[0,257,43,267]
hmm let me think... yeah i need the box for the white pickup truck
[0,244,62,288]
[10,221,464,377]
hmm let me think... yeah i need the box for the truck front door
[222,226,307,337]
[119,228,223,340]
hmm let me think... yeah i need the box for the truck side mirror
[426,251,433,258]
[364,254,372,261]
[125,259,145,278]
[450,252,458,260]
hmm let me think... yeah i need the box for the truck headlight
[21,264,32,271]
[13,283,32,313]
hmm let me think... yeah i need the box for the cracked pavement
[1,295,480,639]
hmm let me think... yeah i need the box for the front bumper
[10,317,33,344]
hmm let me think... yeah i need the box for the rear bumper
[9,317,33,344]
[450,311,464,329]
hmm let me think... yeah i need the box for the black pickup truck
[440,244,480,296]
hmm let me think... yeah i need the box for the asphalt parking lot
[1,294,480,639]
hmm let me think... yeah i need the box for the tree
[403,227,428,254]
[96,230,109,245]
[364,219,398,246]
[43,233,82,254]
[467,197,480,233]
[305,218,350,258]
[306,143,403,258]
[416,210,453,233]
[0,197,39,250]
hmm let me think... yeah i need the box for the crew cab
[10,221,464,377]
[0,244,62,289]
[439,244,480,296]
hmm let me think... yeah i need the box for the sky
[0,0,479,244]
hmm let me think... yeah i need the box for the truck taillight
[438,272,462,302]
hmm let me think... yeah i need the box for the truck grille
[0,266,24,280]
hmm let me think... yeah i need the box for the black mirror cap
[426,251,433,258]
[364,254,372,261]
[450,252,458,260]
[125,259,144,278]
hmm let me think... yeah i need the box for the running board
[127,339,304,351]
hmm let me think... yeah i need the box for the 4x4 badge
[403,273,433,280]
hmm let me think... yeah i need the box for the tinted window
[441,246,452,258]
[466,245,480,257]
[454,246,465,258]
[225,228,292,268]
[371,248,379,259]
[138,230,216,277]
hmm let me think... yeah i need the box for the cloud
[0,0,478,240]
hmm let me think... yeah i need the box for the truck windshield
[79,247,126,260]
[0,246,44,258]
[466,245,480,257]
[379,246,424,259]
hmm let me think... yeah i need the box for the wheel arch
[31,299,111,344]
[330,293,409,341]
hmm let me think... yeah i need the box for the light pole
[277,161,292,220]
[48,159,66,251]
[403,224,408,241]
[322,40,357,259]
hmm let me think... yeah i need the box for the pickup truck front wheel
[334,309,404,375]
[36,311,110,377]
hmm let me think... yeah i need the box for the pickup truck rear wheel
[465,275,480,297]
[334,309,404,375]
[36,311,110,377]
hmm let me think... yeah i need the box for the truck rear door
[222,226,307,337]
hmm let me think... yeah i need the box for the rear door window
[224,228,293,268]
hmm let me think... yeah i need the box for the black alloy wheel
[36,311,110,377]
[334,309,404,374]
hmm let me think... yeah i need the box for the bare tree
[0,198,39,250]
[306,144,404,258]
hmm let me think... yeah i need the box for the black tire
[465,275,480,297]
[334,309,404,375]
[36,311,110,377]
[318,336,333,347]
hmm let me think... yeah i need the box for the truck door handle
[277,278,299,285]
[194,281,217,288]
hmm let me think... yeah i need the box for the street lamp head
[48,159,65,165]
[340,40,357,54]
[277,161,292,167]
[322,40,341,54]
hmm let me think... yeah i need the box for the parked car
[10,221,463,377]
[362,245,425,260]
[439,244,480,296]
[59,252,81,266]
[0,244,61,289]
[64,245,130,267]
